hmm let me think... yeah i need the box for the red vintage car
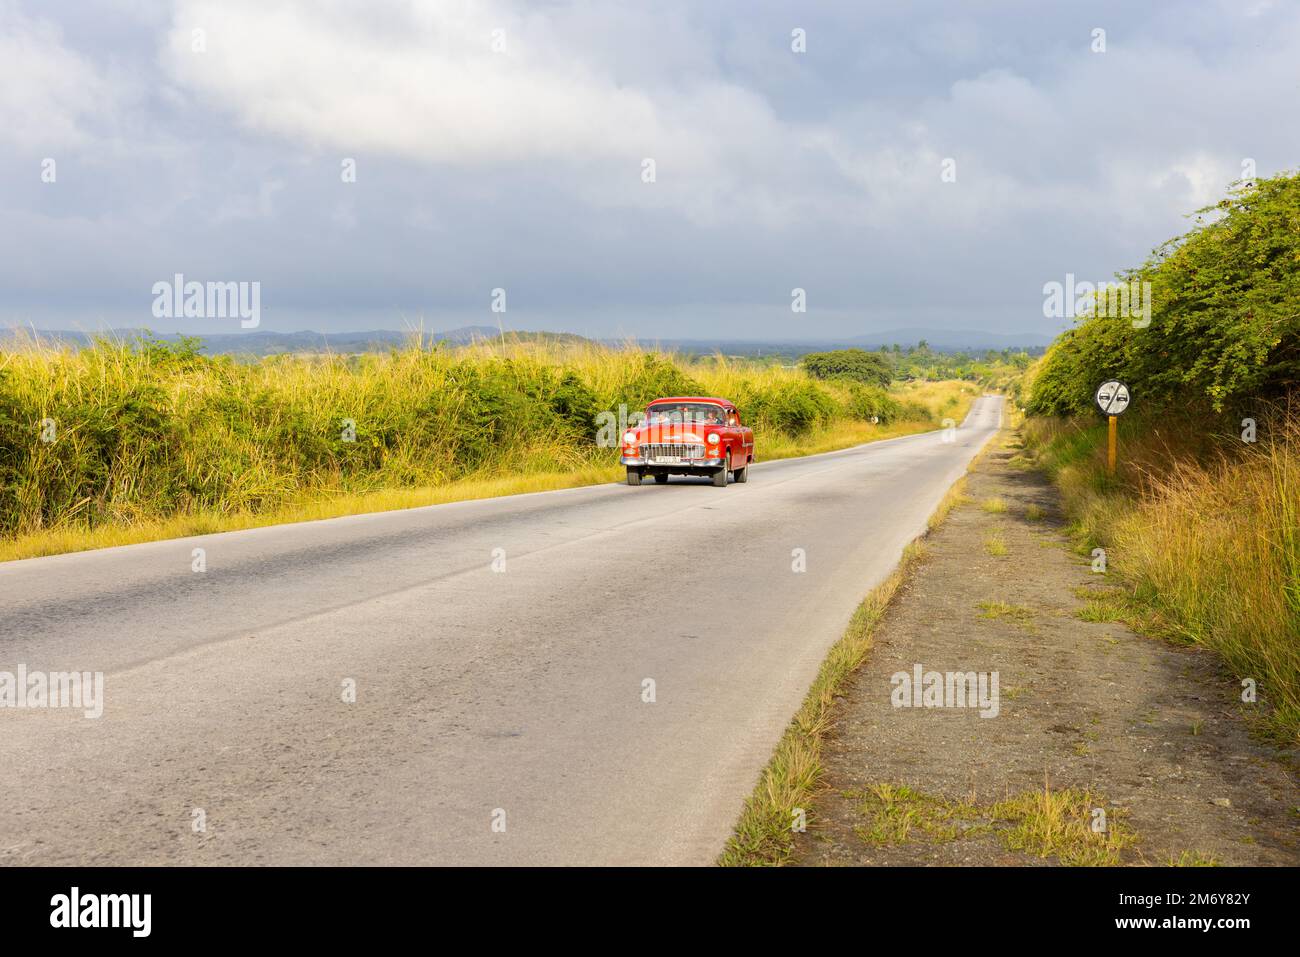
[620,396,754,486]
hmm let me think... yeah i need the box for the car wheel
[711,462,728,487]
[654,472,669,484]
[733,464,748,483]
[626,468,642,486]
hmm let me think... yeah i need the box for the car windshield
[643,403,727,427]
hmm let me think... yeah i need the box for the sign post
[1093,380,1131,476]
[1108,415,1118,474]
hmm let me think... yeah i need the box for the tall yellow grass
[1024,410,1300,742]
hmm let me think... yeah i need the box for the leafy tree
[800,348,893,387]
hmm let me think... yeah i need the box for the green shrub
[735,379,838,435]
[842,383,905,423]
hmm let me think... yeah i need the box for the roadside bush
[735,378,838,436]
[0,369,24,528]
[839,383,898,423]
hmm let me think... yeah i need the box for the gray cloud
[1,0,1296,340]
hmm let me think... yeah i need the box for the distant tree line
[799,344,1034,387]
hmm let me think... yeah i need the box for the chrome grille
[641,443,707,462]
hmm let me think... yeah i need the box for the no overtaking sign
[1095,380,1131,416]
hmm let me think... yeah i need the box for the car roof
[647,396,735,408]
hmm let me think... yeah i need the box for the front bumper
[621,455,726,468]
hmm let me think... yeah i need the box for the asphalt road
[0,396,1002,865]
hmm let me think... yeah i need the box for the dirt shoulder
[790,429,1299,866]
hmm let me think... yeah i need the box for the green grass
[1075,598,1131,624]
[927,478,971,531]
[1168,850,1221,867]
[990,786,1135,866]
[849,781,1135,866]
[852,783,985,846]
[983,531,1008,556]
[976,600,1036,627]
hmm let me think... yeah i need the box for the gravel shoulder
[790,430,1300,866]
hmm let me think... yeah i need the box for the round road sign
[1094,380,1131,416]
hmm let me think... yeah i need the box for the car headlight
[707,433,720,444]
[624,432,637,443]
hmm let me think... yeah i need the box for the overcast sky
[1,0,1296,340]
